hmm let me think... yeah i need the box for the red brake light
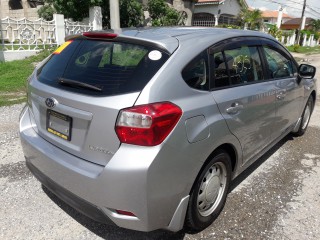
[83,32,118,39]
[115,102,182,146]
[116,210,136,217]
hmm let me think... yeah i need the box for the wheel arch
[189,143,239,195]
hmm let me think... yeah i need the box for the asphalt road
[1,53,320,240]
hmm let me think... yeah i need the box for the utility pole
[110,0,120,29]
[276,5,283,29]
[295,0,307,45]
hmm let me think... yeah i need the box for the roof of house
[281,17,314,25]
[261,10,292,19]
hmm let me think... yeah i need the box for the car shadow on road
[42,134,295,240]
[42,185,185,240]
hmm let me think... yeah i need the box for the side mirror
[298,64,316,79]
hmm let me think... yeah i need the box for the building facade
[0,0,43,19]
[193,0,247,27]
[261,10,292,25]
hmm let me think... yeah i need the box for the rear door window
[211,46,264,89]
[213,51,230,88]
[37,39,169,96]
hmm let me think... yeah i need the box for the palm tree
[238,8,263,30]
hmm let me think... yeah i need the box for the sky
[246,0,320,18]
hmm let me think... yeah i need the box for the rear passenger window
[182,51,209,90]
[212,46,264,89]
[213,52,229,88]
[224,46,264,84]
[263,47,294,79]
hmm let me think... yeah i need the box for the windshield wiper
[58,78,102,92]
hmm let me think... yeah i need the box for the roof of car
[79,27,275,54]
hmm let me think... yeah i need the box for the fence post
[215,15,219,26]
[0,17,4,62]
[309,34,313,47]
[54,14,65,45]
[292,34,297,45]
[89,6,102,30]
[302,34,307,46]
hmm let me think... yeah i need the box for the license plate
[46,110,72,141]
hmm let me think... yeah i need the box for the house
[280,17,314,30]
[261,9,292,25]
[0,0,43,19]
[193,0,248,27]
[141,0,196,26]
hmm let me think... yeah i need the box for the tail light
[115,102,182,146]
[116,210,136,217]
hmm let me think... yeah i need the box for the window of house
[263,47,295,79]
[9,0,23,10]
[27,0,40,8]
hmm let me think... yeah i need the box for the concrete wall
[194,0,241,17]
[0,50,38,62]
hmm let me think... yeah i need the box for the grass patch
[0,92,27,107]
[0,49,53,107]
[287,45,320,54]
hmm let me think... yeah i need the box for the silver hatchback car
[20,27,317,232]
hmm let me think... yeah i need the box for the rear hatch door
[28,37,171,166]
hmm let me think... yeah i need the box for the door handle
[226,102,243,114]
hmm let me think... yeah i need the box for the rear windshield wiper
[58,78,102,92]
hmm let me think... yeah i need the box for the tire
[293,96,314,137]
[185,150,232,232]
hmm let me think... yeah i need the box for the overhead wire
[254,0,320,17]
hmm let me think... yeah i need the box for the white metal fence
[0,7,101,61]
[0,17,57,51]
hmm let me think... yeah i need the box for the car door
[261,44,304,139]
[210,40,276,164]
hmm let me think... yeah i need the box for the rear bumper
[26,160,115,225]
[19,106,189,232]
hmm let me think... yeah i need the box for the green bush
[293,44,300,52]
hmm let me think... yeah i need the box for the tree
[310,19,320,32]
[38,0,144,28]
[238,8,263,30]
[120,0,144,27]
[147,0,183,26]
[37,4,56,21]
[268,25,282,39]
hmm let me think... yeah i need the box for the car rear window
[37,39,170,96]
